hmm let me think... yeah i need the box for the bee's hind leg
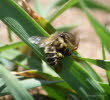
[56,52,64,58]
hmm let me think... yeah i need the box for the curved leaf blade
[59,57,107,100]
[0,41,25,52]
[48,0,78,22]
[0,64,34,100]
[0,0,49,59]
[78,0,110,53]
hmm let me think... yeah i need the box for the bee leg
[72,46,78,51]
[56,52,64,58]
[70,39,79,54]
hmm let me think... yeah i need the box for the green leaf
[0,49,22,60]
[20,0,55,34]
[98,82,110,95]
[0,49,56,74]
[83,0,110,12]
[0,78,62,96]
[54,0,110,13]
[0,41,25,52]
[0,0,108,100]
[43,85,69,100]
[34,0,44,16]
[78,0,110,53]
[0,0,49,59]
[78,57,110,70]
[59,56,107,100]
[0,64,34,100]
[0,69,77,99]
[101,43,106,60]
[0,69,78,98]
[44,0,59,17]
[101,43,110,84]
[72,52,103,81]
[48,0,78,22]
[80,61,103,82]
[0,57,15,70]
[56,23,80,32]
[79,0,110,85]
[6,27,13,42]
[22,79,62,89]
[0,49,42,70]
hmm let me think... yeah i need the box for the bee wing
[29,36,49,47]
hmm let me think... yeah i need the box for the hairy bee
[29,32,79,66]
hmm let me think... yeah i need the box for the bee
[29,32,79,66]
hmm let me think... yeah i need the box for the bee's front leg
[70,39,80,54]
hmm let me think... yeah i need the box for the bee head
[59,32,75,43]
[58,32,68,43]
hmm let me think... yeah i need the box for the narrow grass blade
[77,57,110,70]
[0,70,77,99]
[21,0,55,34]
[80,61,103,82]
[0,57,15,70]
[0,0,49,59]
[72,52,103,81]
[1,49,62,82]
[34,0,44,16]
[59,56,107,100]
[101,43,110,84]
[0,41,25,52]
[98,82,110,95]
[6,27,13,42]
[0,78,62,96]
[14,70,61,80]
[48,0,78,23]
[54,0,110,13]
[83,0,110,12]
[44,1,59,17]
[0,49,22,60]
[102,43,106,60]
[79,0,110,53]
[56,23,80,32]
[79,0,110,85]
[9,70,77,96]
[21,79,63,89]
[0,64,34,100]
[43,85,71,100]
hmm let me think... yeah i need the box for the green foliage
[52,0,110,12]
[48,0,78,22]
[0,0,110,100]
[0,64,34,100]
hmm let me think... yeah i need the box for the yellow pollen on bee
[56,52,64,58]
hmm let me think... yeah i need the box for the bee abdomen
[46,56,57,66]
[44,46,58,66]
[46,53,58,66]
[44,46,56,53]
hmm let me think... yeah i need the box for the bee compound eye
[59,34,65,38]
[59,34,67,43]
